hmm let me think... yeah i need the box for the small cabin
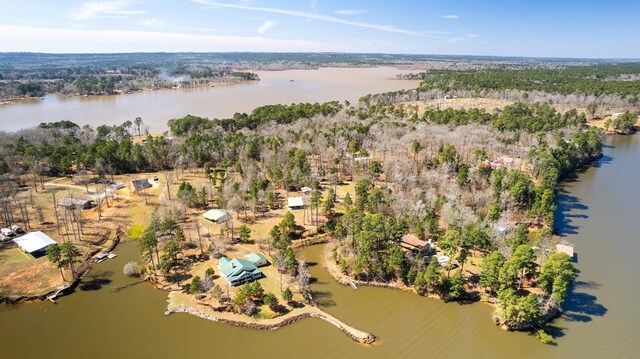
[109,182,126,191]
[287,197,304,210]
[131,178,152,193]
[556,244,576,261]
[202,209,231,224]
[58,196,95,210]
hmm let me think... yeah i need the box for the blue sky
[0,0,638,58]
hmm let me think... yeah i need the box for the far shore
[0,78,258,105]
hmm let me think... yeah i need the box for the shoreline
[321,244,561,332]
[164,291,376,344]
[0,79,258,104]
[0,230,122,305]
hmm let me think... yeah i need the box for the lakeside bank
[165,291,375,344]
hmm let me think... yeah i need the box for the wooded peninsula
[1,59,639,345]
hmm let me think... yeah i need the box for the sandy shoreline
[164,291,376,344]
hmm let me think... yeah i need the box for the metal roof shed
[13,231,57,255]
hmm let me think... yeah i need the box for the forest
[0,53,262,99]
[418,64,640,98]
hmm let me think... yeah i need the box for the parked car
[10,225,25,234]
[153,176,159,181]
[1,227,15,237]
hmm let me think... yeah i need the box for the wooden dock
[46,284,71,303]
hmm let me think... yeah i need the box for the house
[288,197,304,210]
[202,209,231,224]
[489,156,515,170]
[245,252,269,267]
[399,234,431,253]
[218,256,263,286]
[556,244,575,261]
[108,181,126,191]
[437,255,455,267]
[131,178,152,193]
[301,186,313,195]
[58,196,95,210]
[13,231,57,256]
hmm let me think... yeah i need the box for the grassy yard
[0,247,63,298]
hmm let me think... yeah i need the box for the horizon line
[1,51,639,61]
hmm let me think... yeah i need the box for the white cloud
[191,0,443,36]
[257,20,277,35]
[467,33,480,38]
[334,9,368,15]
[446,37,465,43]
[442,15,459,20]
[69,1,145,21]
[136,18,167,28]
[0,25,326,53]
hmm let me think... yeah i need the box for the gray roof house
[58,196,95,210]
[131,178,152,192]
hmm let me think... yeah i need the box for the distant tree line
[418,64,640,98]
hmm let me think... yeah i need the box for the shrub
[123,262,140,277]
[282,288,293,302]
[189,276,201,294]
[537,330,553,344]
[264,293,279,310]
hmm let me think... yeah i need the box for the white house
[202,209,231,224]
[287,197,304,210]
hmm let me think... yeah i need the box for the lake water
[0,67,418,133]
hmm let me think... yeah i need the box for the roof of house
[245,252,267,264]
[288,197,304,207]
[301,186,313,193]
[131,178,152,190]
[202,209,230,222]
[109,181,126,189]
[219,257,262,282]
[58,196,93,207]
[400,234,428,248]
[13,231,57,253]
[556,244,575,257]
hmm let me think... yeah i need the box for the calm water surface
[0,67,418,132]
[1,128,639,357]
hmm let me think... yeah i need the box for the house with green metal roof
[218,256,263,286]
[245,252,269,267]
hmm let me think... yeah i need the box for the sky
[0,0,638,58]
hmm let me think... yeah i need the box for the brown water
[0,139,639,358]
[0,67,417,133]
